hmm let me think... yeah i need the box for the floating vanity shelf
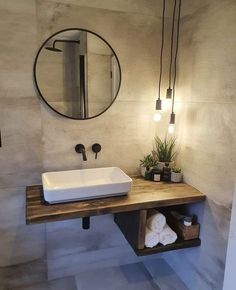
[135,239,201,256]
[26,177,205,256]
[26,177,205,224]
[114,210,201,256]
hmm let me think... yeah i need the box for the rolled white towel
[145,227,160,248]
[159,224,177,246]
[146,210,166,233]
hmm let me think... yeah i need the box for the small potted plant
[139,154,156,177]
[153,136,176,170]
[171,167,182,183]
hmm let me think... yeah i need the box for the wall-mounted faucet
[75,144,87,161]
[75,143,102,160]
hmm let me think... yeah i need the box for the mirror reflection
[34,29,121,119]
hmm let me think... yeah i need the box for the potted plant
[171,167,182,183]
[153,136,177,170]
[139,154,156,177]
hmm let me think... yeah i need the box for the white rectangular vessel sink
[42,167,132,204]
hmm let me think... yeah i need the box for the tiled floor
[0,258,47,290]
[9,277,77,290]
[144,260,189,290]
[75,262,159,290]
[6,259,188,290]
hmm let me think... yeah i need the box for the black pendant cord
[158,0,166,100]
[168,0,177,90]
[172,0,182,114]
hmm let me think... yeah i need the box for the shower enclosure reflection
[34,29,121,119]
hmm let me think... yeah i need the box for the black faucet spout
[81,149,87,161]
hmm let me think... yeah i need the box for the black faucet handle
[92,143,101,159]
[75,144,87,161]
[75,144,85,153]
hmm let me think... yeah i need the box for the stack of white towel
[145,210,177,248]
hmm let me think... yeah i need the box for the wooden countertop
[26,177,206,224]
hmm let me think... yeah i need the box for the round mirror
[34,28,121,119]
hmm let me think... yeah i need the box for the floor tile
[0,259,47,290]
[9,276,77,290]
[143,259,189,290]
[75,262,160,290]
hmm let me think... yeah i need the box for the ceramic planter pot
[140,165,146,177]
[171,172,182,183]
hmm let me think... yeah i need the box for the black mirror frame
[33,28,122,120]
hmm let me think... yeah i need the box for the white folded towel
[145,227,160,248]
[159,224,177,246]
[146,210,166,233]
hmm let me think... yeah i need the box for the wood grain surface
[26,177,206,224]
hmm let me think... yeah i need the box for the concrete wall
[0,0,172,289]
[1,0,235,289]
[162,1,236,289]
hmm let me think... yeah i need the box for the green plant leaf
[154,136,176,162]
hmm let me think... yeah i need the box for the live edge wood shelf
[26,177,206,256]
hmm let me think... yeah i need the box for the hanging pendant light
[166,0,177,99]
[155,0,166,122]
[168,0,182,133]
[168,112,176,133]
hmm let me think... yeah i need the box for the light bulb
[153,112,162,122]
[162,99,171,111]
[168,124,175,134]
